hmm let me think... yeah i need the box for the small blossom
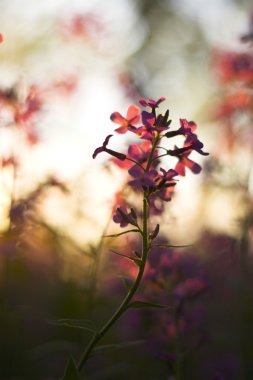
[153,168,178,201]
[92,134,126,160]
[128,165,158,189]
[165,118,197,139]
[139,97,166,109]
[184,134,209,156]
[110,104,141,134]
[141,110,156,128]
[174,150,202,176]
[113,207,137,227]
[156,109,171,132]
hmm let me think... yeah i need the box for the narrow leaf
[92,340,145,355]
[149,224,160,240]
[110,250,142,267]
[61,355,80,380]
[155,243,193,248]
[133,250,141,258]
[128,301,170,309]
[103,229,140,238]
[49,319,96,332]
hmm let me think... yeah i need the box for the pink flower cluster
[93,97,208,226]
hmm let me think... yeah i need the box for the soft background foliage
[1,0,253,379]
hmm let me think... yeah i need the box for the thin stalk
[145,135,160,172]
[77,193,149,372]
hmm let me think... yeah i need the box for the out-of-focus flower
[214,51,253,84]
[172,278,208,301]
[59,13,104,42]
[214,90,252,119]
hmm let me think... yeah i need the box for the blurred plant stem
[87,216,111,316]
[77,192,149,373]
[239,210,253,378]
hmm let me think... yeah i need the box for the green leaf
[103,229,140,238]
[61,355,80,380]
[92,340,145,355]
[154,243,193,248]
[133,250,141,258]
[149,224,160,240]
[127,300,170,309]
[49,318,96,332]
[110,250,142,267]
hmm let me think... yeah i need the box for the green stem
[77,193,149,372]
[145,135,160,172]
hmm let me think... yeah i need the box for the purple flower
[152,168,178,201]
[92,134,126,160]
[113,207,137,227]
[139,97,166,109]
[141,111,156,128]
[185,134,209,156]
[128,165,158,189]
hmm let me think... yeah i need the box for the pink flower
[110,104,141,134]
[139,97,166,109]
[174,150,202,176]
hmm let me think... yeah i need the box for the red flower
[110,104,141,134]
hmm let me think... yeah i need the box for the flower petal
[126,104,141,124]
[142,111,155,127]
[110,112,127,125]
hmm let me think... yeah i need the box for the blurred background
[1,0,253,379]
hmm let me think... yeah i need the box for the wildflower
[174,149,202,176]
[184,134,209,156]
[92,134,126,160]
[156,109,171,132]
[113,207,137,227]
[128,165,158,189]
[152,168,178,201]
[139,97,166,109]
[165,118,197,138]
[110,104,141,134]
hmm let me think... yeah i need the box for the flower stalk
[78,190,149,372]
